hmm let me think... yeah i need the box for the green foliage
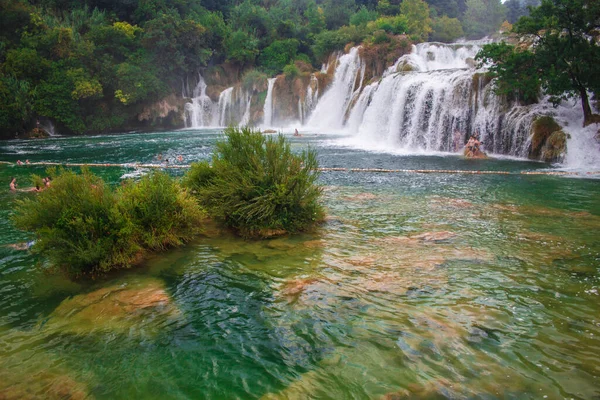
[376,0,400,16]
[304,0,326,34]
[183,127,324,238]
[431,16,464,42]
[0,75,36,134]
[462,0,506,39]
[367,15,409,34]
[400,0,432,41]
[224,30,259,66]
[322,0,357,29]
[258,39,300,75]
[350,5,379,26]
[283,63,300,80]
[513,0,600,123]
[312,25,368,60]
[12,168,138,276]
[12,168,204,277]
[117,172,204,251]
[476,42,540,104]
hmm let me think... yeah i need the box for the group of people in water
[156,154,185,163]
[454,130,485,158]
[9,176,51,193]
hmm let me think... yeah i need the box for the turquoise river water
[0,129,599,399]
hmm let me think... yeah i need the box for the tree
[322,0,357,29]
[462,0,506,39]
[476,42,541,104]
[430,16,464,42]
[350,5,379,26]
[400,0,432,41]
[304,0,326,34]
[224,30,259,67]
[513,0,600,125]
[258,39,299,74]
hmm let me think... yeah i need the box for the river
[0,129,599,399]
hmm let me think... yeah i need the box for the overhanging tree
[514,0,600,125]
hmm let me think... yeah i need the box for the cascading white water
[240,90,252,126]
[307,47,365,130]
[309,41,540,157]
[263,78,277,127]
[184,74,215,128]
[216,87,234,126]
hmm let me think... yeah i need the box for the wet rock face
[540,130,567,162]
[43,277,181,336]
[138,94,186,127]
[529,116,567,162]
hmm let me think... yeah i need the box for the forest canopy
[0,0,518,138]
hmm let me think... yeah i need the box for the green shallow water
[0,129,599,399]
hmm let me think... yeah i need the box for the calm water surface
[0,129,599,399]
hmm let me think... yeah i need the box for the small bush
[12,168,138,276]
[184,127,324,238]
[12,168,204,277]
[283,63,300,80]
[117,171,205,251]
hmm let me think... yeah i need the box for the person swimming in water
[9,177,17,192]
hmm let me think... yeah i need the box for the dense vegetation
[0,0,519,138]
[183,127,324,238]
[12,168,204,277]
[476,0,600,124]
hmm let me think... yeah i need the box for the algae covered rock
[540,130,568,162]
[529,116,567,161]
[43,277,181,336]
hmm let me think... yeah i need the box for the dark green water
[1,130,599,399]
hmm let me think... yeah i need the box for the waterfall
[263,78,276,127]
[240,90,252,126]
[307,47,365,130]
[184,74,215,128]
[216,87,234,126]
[307,41,541,157]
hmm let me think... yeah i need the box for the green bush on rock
[117,171,205,251]
[184,126,324,238]
[12,168,204,277]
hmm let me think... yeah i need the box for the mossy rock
[540,130,568,162]
[529,116,561,159]
[396,61,414,73]
[42,276,181,336]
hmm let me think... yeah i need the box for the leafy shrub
[350,6,379,26]
[367,15,409,35]
[117,171,205,251]
[12,168,138,276]
[430,16,464,43]
[312,25,368,61]
[184,127,324,238]
[258,39,299,75]
[283,63,300,80]
[12,168,204,277]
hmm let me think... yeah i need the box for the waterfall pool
[1,129,599,399]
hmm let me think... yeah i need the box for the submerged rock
[342,192,378,201]
[410,231,456,242]
[0,368,91,400]
[42,277,181,336]
[280,278,319,297]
